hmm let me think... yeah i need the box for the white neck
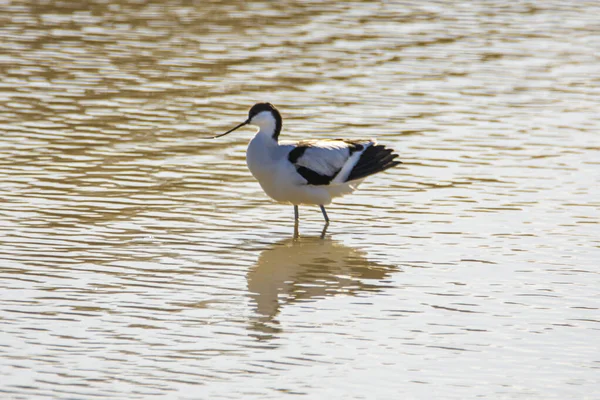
[255,126,278,144]
[251,128,278,151]
[250,111,280,144]
[247,127,278,179]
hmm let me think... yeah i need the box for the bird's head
[215,102,282,140]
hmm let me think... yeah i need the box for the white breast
[246,134,290,202]
[246,134,272,181]
[247,135,333,205]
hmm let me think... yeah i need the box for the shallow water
[1,1,599,399]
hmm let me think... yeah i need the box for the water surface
[1,1,599,399]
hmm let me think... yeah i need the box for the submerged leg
[294,205,299,221]
[320,221,329,239]
[319,205,330,223]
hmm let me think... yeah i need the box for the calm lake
[1,1,599,399]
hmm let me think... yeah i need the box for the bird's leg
[319,205,330,223]
[293,206,300,239]
[320,221,329,239]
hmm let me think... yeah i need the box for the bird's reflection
[247,234,399,340]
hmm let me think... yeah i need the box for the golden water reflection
[247,235,398,339]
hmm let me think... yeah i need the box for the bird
[215,102,401,225]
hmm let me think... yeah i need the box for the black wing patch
[288,146,307,163]
[335,139,364,155]
[296,166,338,185]
[346,145,401,182]
[349,143,364,154]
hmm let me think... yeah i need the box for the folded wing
[287,139,399,186]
